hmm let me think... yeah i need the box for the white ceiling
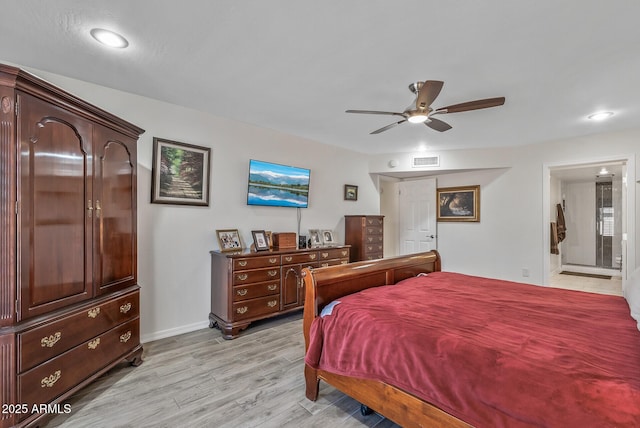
[2,1,639,155]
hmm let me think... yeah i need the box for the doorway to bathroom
[548,160,626,295]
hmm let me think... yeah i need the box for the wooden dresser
[344,215,384,262]
[210,246,350,339]
[0,64,144,428]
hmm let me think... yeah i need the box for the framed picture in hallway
[151,137,211,205]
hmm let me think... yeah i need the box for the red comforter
[305,272,640,427]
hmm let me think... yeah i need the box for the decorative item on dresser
[0,63,144,428]
[344,215,384,262]
[209,246,350,339]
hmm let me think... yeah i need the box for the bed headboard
[301,251,441,347]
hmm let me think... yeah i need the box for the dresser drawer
[19,291,139,372]
[365,217,384,227]
[18,318,139,408]
[319,248,349,260]
[233,280,280,302]
[281,252,318,265]
[365,243,384,254]
[365,226,383,235]
[319,259,349,268]
[232,267,280,285]
[364,252,383,260]
[233,255,280,270]
[365,235,384,244]
[233,295,280,321]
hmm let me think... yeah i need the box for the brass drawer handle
[120,302,132,314]
[267,284,277,291]
[237,306,248,314]
[41,332,61,348]
[238,260,248,267]
[367,219,373,224]
[367,237,373,242]
[88,307,101,318]
[269,257,278,263]
[41,370,61,388]
[267,270,278,277]
[237,273,248,281]
[284,256,293,262]
[120,331,132,343]
[309,254,317,260]
[88,338,101,350]
[341,260,348,264]
[237,288,248,296]
[341,250,347,256]
[267,300,277,308]
[321,263,329,267]
[321,252,329,258]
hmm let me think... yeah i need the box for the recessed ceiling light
[587,111,614,121]
[90,28,129,48]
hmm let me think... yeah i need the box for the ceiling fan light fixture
[90,28,129,48]
[587,111,614,121]
[407,113,429,124]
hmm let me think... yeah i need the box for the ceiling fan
[346,80,505,134]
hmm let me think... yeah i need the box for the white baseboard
[141,320,210,344]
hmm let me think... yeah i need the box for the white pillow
[624,267,640,331]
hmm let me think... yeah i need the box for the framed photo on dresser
[321,230,335,246]
[216,229,243,252]
[251,230,269,251]
[309,229,322,248]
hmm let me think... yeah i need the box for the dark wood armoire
[0,64,144,428]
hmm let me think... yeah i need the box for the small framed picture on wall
[344,184,358,201]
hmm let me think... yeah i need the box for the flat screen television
[247,159,310,208]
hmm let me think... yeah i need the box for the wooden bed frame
[301,250,471,428]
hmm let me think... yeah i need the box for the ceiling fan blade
[426,117,452,132]
[415,80,444,110]
[346,109,405,117]
[370,119,407,134]
[435,97,505,114]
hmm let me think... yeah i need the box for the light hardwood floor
[47,313,399,428]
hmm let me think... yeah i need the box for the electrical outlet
[522,268,530,277]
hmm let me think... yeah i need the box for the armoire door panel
[18,94,92,319]
[93,125,137,294]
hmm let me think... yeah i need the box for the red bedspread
[305,272,640,427]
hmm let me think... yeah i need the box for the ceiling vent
[411,155,440,168]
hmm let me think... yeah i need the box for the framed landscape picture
[437,185,480,222]
[151,137,211,206]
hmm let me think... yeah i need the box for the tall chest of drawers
[210,246,349,339]
[344,215,384,262]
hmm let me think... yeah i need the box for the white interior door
[398,178,437,254]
